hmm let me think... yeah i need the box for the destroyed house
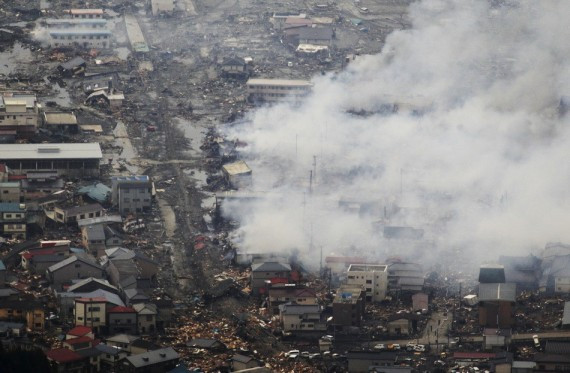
[119,346,179,372]
[0,202,27,239]
[111,175,153,215]
[297,26,334,46]
[151,0,175,16]
[250,261,292,295]
[221,57,248,77]
[222,161,252,189]
[0,143,102,178]
[43,112,78,133]
[333,285,366,328]
[54,203,104,224]
[231,354,260,371]
[57,57,86,77]
[21,178,65,201]
[246,78,313,103]
[0,93,39,138]
[187,338,226,351]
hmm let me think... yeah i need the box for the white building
[0,93,40,138]
[346,264,388,302]
[68,9,105,19]
[246,78,312,103]
[46,17,112,49]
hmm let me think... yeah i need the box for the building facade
[246,78,312,103]
[111,176,153,215]
[347,264,388,302]
[0,93,40,138]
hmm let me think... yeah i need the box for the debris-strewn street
[0,0,570,372]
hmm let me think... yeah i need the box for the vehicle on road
[285,350,300,359]
[374,344,386,350]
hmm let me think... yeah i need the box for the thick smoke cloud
[222,0,570,269]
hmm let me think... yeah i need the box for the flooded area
[0,42,33,75]
[174,116,206,157]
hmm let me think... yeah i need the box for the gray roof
[298,27,333,40]
[47,253,102,273]
[59,57,86,70]
[96,343,124,355]
[57,289,125,307]
[251,262,291,272]
[78,215,122,227]
[0,143,102,160]
[83,224,105,241]
[58,203,104,216]
[124,347,178,368]
[0,260,5,271]
[187,338,224,349]
[278,303,321,315]
[124,288,150,301]
[31,254,65,263]
[232,354,255,363]
[66,277,117,293]
[478,283,516,302]
[133,303,157,315]
[106,333,139,344]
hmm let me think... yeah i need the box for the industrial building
[0,143,103,177]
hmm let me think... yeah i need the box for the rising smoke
[222,0,570,270]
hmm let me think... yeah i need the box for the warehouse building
[0,143,102,178]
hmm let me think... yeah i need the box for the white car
[414,344,426,352]
[285,350,300,359]
[300,351,310,358]
[374,344,386,350]
[392,344,401,350]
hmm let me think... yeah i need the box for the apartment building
[246,78,312,103]
[111,175,153,215]
[46,16,112,49]
[0,203,27,239]
[346,264,388,302]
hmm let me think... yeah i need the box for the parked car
[285,350,300,359]
[374,344,386,350]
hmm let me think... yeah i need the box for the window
[78,317,83,321]
[5,214,11,218]
[94,317,100,322]
[88,307,100,312]
[366,280,372,284]
[75,264,81,268]
[35,323,41,327]
[146,315,153,321]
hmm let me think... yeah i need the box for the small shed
[43,112,78,133]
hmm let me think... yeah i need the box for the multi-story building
[0,182,21,203]
[68,9,105,19]
[74,297,107,333]
[0,93,40,138]
[279,303,326,332]
[111,175,153,215]
[346,264,388,302]
[46,15,112,49]
[246,78,312,103]
[0,203,27,239]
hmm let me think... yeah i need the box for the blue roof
[111,175,149,182]
[0,203,24,213]
[78,183,111,203]
[70,248,86,254]
[0,260,5,271]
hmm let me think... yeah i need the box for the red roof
[76,297,107,303]
[453,352,497,359]
[46,348,83,363]
[21,249,56,259]
[67,325,92,337]
[109,306,136,313]
[64,336,93,345]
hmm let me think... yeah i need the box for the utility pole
[313,155,317,181]
[309,170,313,194]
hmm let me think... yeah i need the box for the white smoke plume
[222,0,570,270]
